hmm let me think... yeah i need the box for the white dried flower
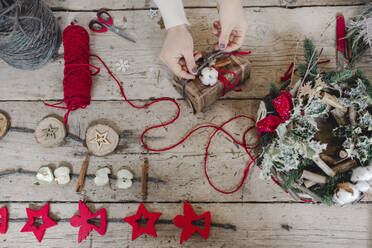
[116,59,130,72]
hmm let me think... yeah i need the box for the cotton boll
[351,164,372,182]
[355,181,370,192]
[333,182,371,205]
[200,67,218,86]
[333,183,361,205]
[333,187,360,205]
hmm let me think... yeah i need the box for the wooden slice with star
[34,116,66,148]
[85,124,119,157]
[0,111,10,140]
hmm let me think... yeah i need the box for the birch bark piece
[86,124,119,157]
[34,117,66,148]
[0,112,9,140]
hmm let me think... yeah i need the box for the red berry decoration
[0,207,8,234]
[70,200,107,243]
[123,203,162,241]
[173,201,211,244]
[20,203,57,242]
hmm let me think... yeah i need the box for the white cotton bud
[333,187,359,205]
[355,181,370,193]
[351,164,372,182]
[200,67,218,86]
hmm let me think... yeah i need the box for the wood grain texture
[0,7,370,101]
[0,100,282,203]
[1,203,372,248]
[45,0,371,10]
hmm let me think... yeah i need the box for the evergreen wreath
[257,39,372,205]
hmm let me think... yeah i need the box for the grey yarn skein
[0,0,61,70]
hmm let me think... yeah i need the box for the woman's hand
[213,0,248,52]
[159,24,202,79]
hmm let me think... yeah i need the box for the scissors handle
[97,9,113,26]
[89,20,108,33]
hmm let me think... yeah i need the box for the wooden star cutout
[41,124,58,139]
[123,203,162,241]
[89,130,111,151]
[20,203,57,242]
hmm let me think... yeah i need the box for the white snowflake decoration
[148,8,158,19]
[116,59,130,72]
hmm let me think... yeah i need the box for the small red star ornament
[0,207,8,234]
[123,203,162,240]
[20,203,57,242]
[173,201,211,244]
[70,200,107,243]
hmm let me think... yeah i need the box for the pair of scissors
[89,9,136,43]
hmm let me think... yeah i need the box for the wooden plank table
[0,0,371,247]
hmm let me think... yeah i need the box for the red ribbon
[257,91,293,137]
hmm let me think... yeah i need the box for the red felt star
[20,203,57,242]
[70,200,107,243]
[123,203,162,240]
[0,207,8,234]
[173,201,211,244]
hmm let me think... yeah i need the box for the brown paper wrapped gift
[172,52,251,113]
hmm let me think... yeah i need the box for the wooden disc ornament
[85,124,119,157]
[0,112,10,140]
[34,117,66,148]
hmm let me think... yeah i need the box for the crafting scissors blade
[106,24,136,43]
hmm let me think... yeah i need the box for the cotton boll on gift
[200,67,219,86]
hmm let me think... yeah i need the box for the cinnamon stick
[320,153,336,165]
[76,156,89,192]
[214,58,231,68]
[141,158,148,200]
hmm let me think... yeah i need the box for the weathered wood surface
[1,1,372,247]
[1,203,371,248]
[0,6,371,101]
[0,100,285,203]
[46,0,371,10]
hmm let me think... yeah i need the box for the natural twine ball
[0,0,62,70]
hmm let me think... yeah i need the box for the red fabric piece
[257,91,293,137]
[257,115,282,133]
[272,91,293,121]
[123,203,162,241]
[70,200,107,243]
[173,201,211,244]
[336,14,346,53]
[0,207,8,234]
[45,23,99,125]
[20,203,57,242]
